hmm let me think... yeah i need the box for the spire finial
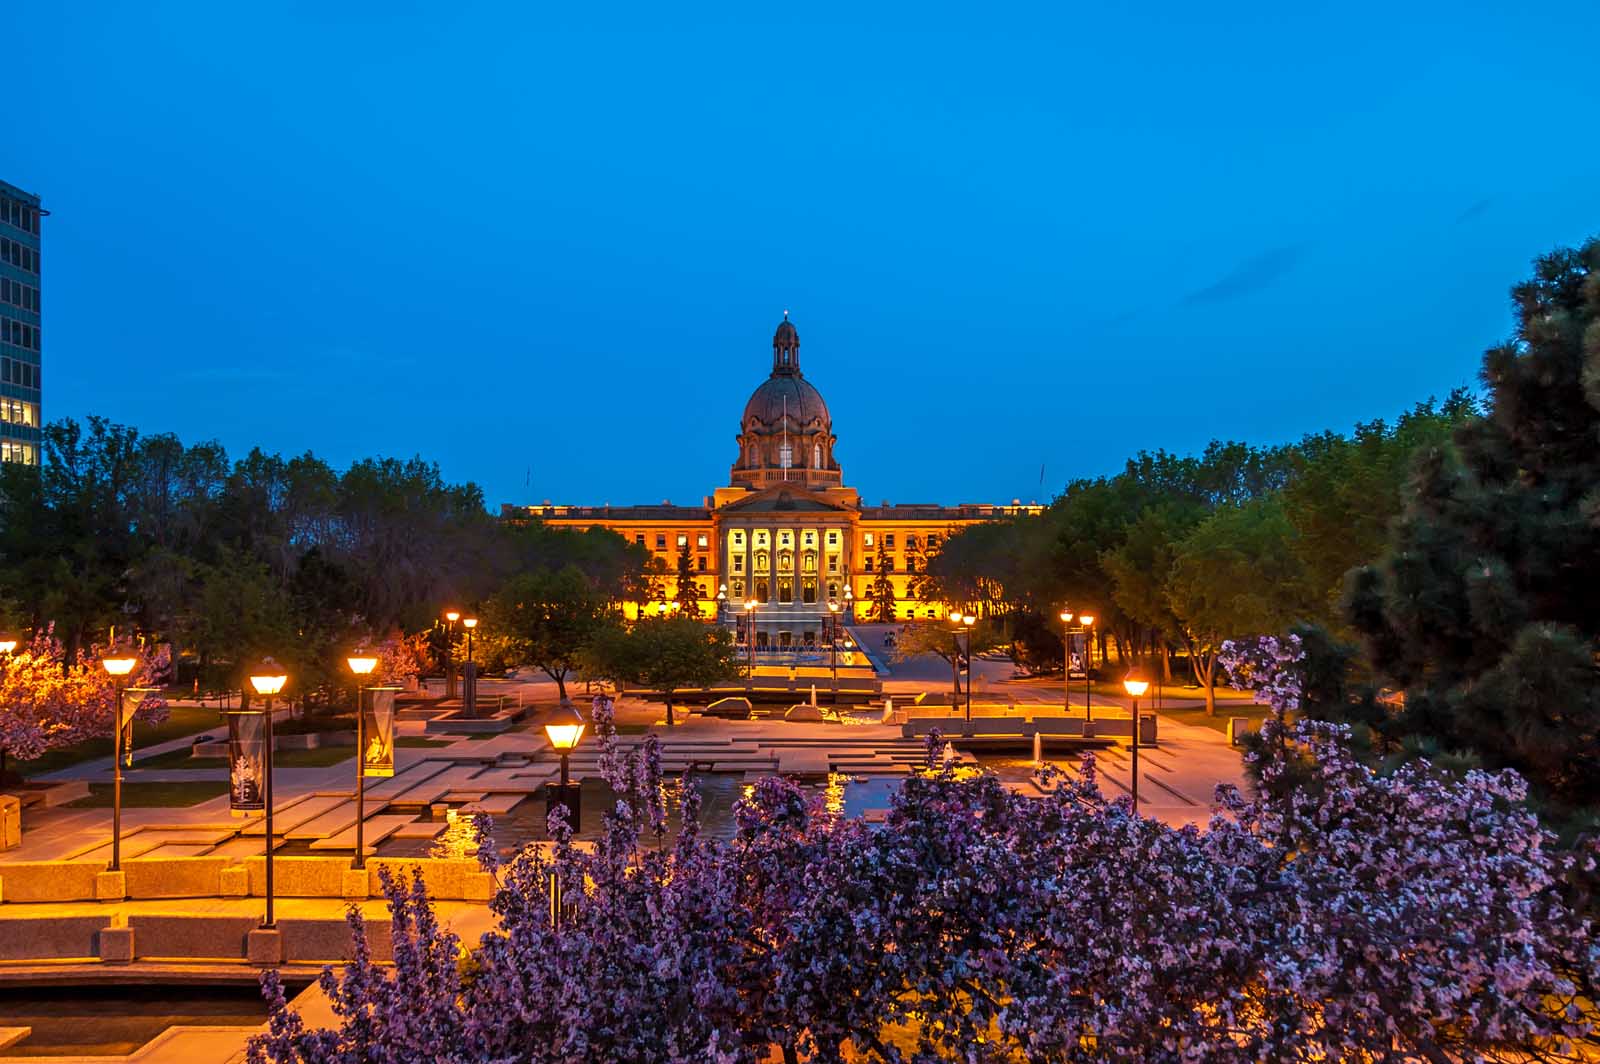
[783,308,789,320]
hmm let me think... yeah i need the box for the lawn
[1157,703,1274,736]
[130,745,355,770]
[67,780,229,807]
[11,706,224,779]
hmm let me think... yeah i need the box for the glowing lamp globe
[1122,676,1150,698]
[543,702,587,753]
[0,638,18,655]
[445,611,460,623]
[1059,610,1074,623]
[101,655,137,677]
[1080,614,1096,627]
[250,660,288,697]
[346,652,379,676]
[463,617,478,629]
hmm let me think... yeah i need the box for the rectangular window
[884,534,896,549]
[697,556,707,572]
[883,557,895,572]
[656,534,666,549]
[864,556,874,572]
[732,556,743,573]
[827,530,839,545]
[697,533,708,549]
[928,535,941,549]
[863,532,875,548]
[677,534,688,548]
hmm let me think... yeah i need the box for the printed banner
[227,710,267,812]
[1068,632,1089,679]
[362,687,400,778]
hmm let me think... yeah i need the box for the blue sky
[9,2,1599,508]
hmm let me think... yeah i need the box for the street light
[101,653,138,873]
[1122,673,1149,813]
[443,611,461,700]
[949,611,977,724]
[1080,614,1097,724]
[827,599,841,704]
[716,583,727,622]
[543,701,587,833]
[249,659,288,929]
[462,617,479,718]
[0,637,17,655]
[744,599,759,679]
[346,651,379,870]
[1059,610,1075,714]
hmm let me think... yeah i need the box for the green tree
[583,616,741,726]
[483,566,617,703]
[1346,238,1600,813]
[1100,503,1205,682]
[866,546,897,623]
[1166,497,1308,715]
[894,617,1001,702]
[674,545,702,616]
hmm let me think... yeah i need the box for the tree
[0,629,169,783]
[865,546,896,623]
[249,717,1600,1063]
[482,566,617,704]
[582,616,740,726]
[1165,497,1308,714]
[673,545,701,616]
[1346,238,1600,813]
[1100,503,1204,681]
[893,618,1001,703]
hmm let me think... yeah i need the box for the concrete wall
[124,856,229,899]
[128,914,257,961]
[0,914,107,960]
[0,860,105,903]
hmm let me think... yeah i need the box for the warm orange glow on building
[503,318,1040,646]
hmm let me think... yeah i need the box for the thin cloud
[1455,198,1492,225]
[1183,245,1308,305]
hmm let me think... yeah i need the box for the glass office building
[0,179,42,465]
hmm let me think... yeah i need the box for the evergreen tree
[674,546,701,617]
[867,546,897,623]
[1346,238,1600,813]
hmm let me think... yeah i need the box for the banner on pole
[362,687,400,778]
[1068,633,1088,679]
[227,710,267,812]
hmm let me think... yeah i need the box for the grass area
[11,706,223,779]
[396,737,454,748]
[1157,704,1273,736]
[129,744,355,770]
[66,780,229,807]
[614,723,653,735]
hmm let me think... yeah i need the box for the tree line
[927,236,1600,820]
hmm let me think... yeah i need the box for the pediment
[717,486,851,514]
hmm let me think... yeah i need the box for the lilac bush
[250,702,1600,1063]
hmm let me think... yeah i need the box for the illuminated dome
[731,316,841,490]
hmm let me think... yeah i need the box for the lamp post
[843,585,853,624]
[443,611,460,700]
[1121,674,1149,813]
[101,652,138,872]
[543,700,587,831]
[462,617,479,718]
[1080,614,1097,723]
[716,583,727,623]
[346,651,379,870]
[948,611,976,724]
[827,599,841,704]
[249,660,288,928]
[1058,609,1074,713]
[744,599,759,679]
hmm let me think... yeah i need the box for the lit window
[863,532,875,548]
[677,534,688,548]
[697,534,708,549]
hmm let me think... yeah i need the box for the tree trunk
[1200,653,1217,716]
[665,693,675,727]
[552,670,568,703]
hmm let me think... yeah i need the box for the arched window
[812,442,821,468]
[747,443,757,467]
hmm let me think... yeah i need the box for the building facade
[506,317,1037,649]
[0,180,43,465]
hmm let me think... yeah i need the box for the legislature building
[505,317,1037,650]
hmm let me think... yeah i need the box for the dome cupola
[731,315,842,490]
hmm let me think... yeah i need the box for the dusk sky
[10,2,1599,509]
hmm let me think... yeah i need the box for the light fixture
[249,660,288,697]
[0,637,16,655]
[445,610,460,623]
[102,655,137,677]
[962,614,976,627]
[543,702,587,752]
[1122,676,1150,698]
[463,617,478,629]
[346,651,379,676]
[1080,614,1096,627]
[1059,610,1074,623]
